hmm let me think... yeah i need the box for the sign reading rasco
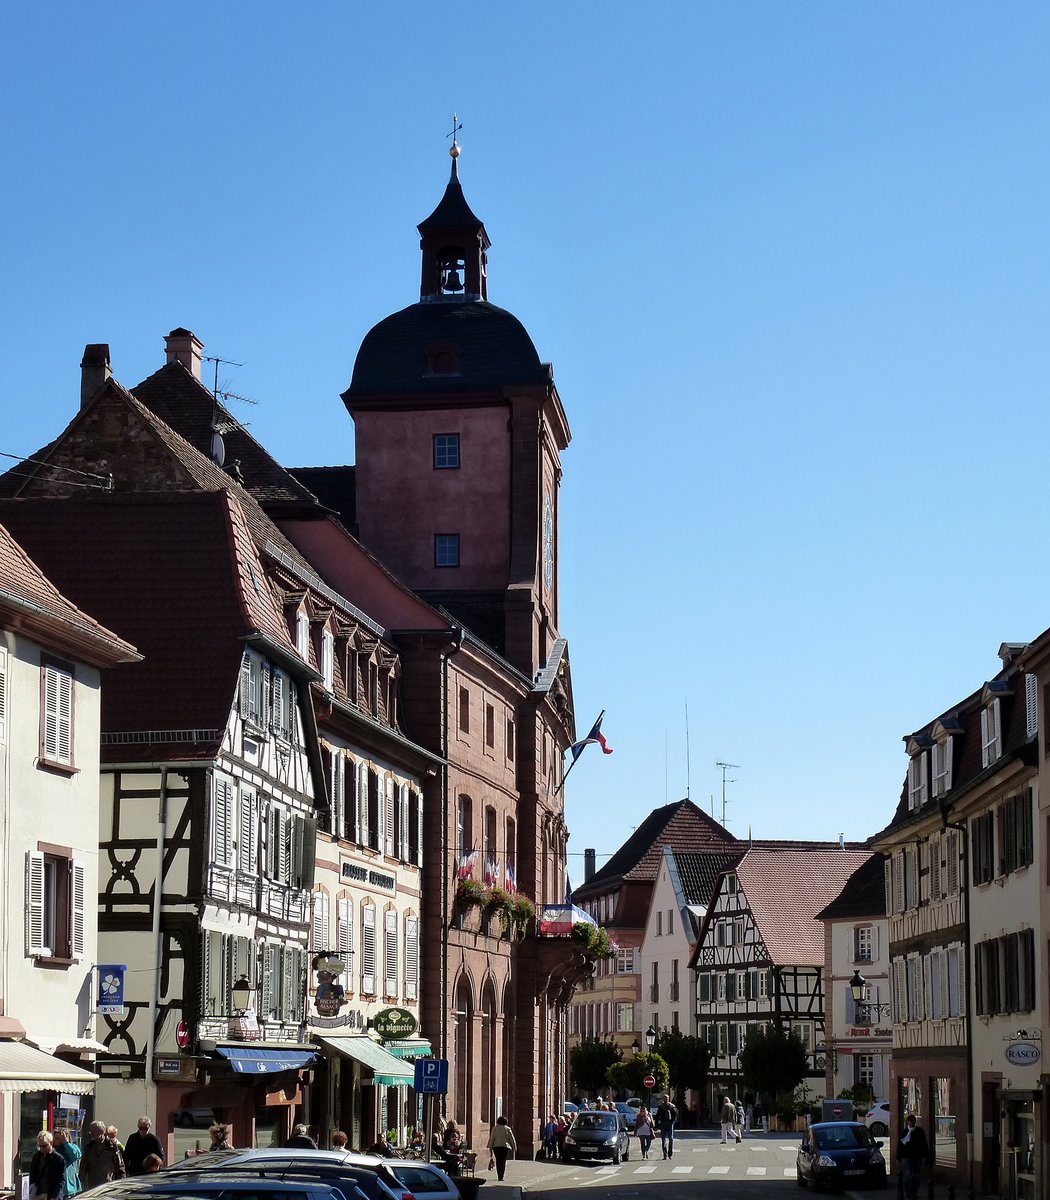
[1005,1042,1041,1066]
[373,1007,418,1039]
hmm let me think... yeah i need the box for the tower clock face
[542,494,554,591]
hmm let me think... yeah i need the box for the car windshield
[574,1114,616,1132]
[814,1126,872,1150]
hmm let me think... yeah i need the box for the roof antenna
[203,354,254,466]
[715,761,740,827]
[685,699,691,801]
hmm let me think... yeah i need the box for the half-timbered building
[0,522,137,1188]
[690,843,870,1116]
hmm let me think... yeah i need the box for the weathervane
[447,113,462,159]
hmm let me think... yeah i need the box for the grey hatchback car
[563,1110,631,1164]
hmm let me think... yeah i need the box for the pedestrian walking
[735,1101,745,1141]
[719,1096,736,1145]
[654,1093,679,1159]
[124,1117,164,1176]
[29,1132,66,1200]
[633,1105,655,1159]
[79,1121,125,1191]
[52,1130,82,1199]
[487,1115,517,1181]
[897,1115,932,1200]
[286,1124,317,1149]
[541,1115,558,1161]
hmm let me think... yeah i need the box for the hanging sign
[311,953,348,1018]
[374,1007,418,1039]
[1005,1042,1041,1066]
[97,965,126,1015]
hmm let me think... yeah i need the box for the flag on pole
[457,846,479,880]
[505,862,517,894]
[570,713,613,762]
[484,857,499,887]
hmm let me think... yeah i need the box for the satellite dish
[210,431,226,466]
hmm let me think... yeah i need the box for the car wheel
[797,1170,808,1188]
[612,1149,621,1165]
[870,1122,888,1137]
[874,1169,888,1190]
[624,1147,630,1161]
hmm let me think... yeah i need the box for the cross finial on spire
[448,113,462,160]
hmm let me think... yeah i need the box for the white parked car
[865,1100,890,1137]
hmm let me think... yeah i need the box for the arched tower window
[439,246,466,295]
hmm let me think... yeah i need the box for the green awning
[384,1039,432,1059]
[315,1036,414,1087]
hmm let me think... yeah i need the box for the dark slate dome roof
[347,300,549,397]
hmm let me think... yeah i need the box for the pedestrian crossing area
[566,1139,801,1182]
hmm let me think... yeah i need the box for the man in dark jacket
[123,1117,164,1176]
[654,1094,679,1160]
[79,1121,125,1190]
[286,1124,318,1149]
[897,1115,931,1200]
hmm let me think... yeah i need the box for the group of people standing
[29,1117,166,1199]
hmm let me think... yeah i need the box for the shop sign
[97,964,126,1015]
[1005,1042,1041,1066]
[311,952,349,1017]
[374,1007,418,1039]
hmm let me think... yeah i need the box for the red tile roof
[0,522,138,666]
[0,492,285,762]
[736,847,873,966]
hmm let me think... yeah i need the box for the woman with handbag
[487,1115,517,1181]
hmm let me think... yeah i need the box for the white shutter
[362,905,376,994]
[1026,673,1039,739]
[260,943,276,1018]
[238,788,259,873]
[871,925,880,960]
[0,647,7,742]
[212,776,234,868]
[405,915,418,1000]
[930,837,941,900]
[240,653,252,719]
[71,859,86,959]
[358,763,368,846]
[417,790,424,866]
[384,909,398,997]
[331,751,345,840]
[400,783,410,861]
[44,664,73,764]
[280,809,292,884]
[338,897,353,987]
[26,852,47,955]
[271,670,285,735]
[311,892,325,953]
[383,777,394,856]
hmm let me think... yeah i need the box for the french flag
[570,714,613,763]
[457,847,479,880]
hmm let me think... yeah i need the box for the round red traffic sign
[643,1074,656,1089]
[175,1021,190,1050]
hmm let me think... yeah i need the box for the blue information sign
[413,1058,449,1094]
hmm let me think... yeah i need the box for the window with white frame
[311,890,331,952]
[25,850,85,961]
[321,629,335,691]
[854,924,875,963]
[616,1002,634,1031]
[855,1054,876,1089]
[296,611,310,660]
[41,659,74,767]
[384,909,398,998]
[907,751,928,811]
[239,652,264,727]
[981,700,1002,767]
[404,914,419,1000]
[616,948,635,973]
[361,904,377,994]
[932,738,953,797]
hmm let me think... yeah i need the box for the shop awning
[316,1036,414,1086]
[0,1040,98,1094]
[216,1046,316,1075]
[384,1040,432,1059]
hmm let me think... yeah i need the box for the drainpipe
[941,806,974,1193]
[144,767,169,1121]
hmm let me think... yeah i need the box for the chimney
[80,344,111,409]
[584,848,596,883]
[164,327,203,381]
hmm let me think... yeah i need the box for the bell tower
[343,141,570,678]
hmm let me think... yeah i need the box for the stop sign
[832,1104,843,1118]
[643,1074,656,1089]
[175,1021,190,1050]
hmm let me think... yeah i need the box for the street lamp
[231,976,255,1016]
[849,970,892,1019]
[645,1025,657,1050]
[631,1039,641,1056]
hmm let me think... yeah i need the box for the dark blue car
[796,1122,887,1190]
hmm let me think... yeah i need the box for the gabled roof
[735,847,872,966]
[573,799,739,899]
[671,850,745,907]
[0,522,139,667]
[816,853,887,922]
[0,492,289,763]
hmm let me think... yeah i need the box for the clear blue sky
[5,4,1049,865]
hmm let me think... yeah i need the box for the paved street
[479,1131,853,1197]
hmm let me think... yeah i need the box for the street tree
[738,1026,809,1103]
[606,1051,668,1098]
[569,1036,622,1099]
[653,1028,710,1099]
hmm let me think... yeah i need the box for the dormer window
[321,628,334,692]
[907,750,928,811]
[981,700,1002,767]
[930,720,959,798]
[296,611,310,661]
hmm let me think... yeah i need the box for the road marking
[708,1166,730,1174]
[784,1168,797,1177]
[634,1165,657,1173]
[750,1145,769,1152]
[747,1166,767,1176]
[672,1166,692,1174]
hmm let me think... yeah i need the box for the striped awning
[315,1036,414,1086]
[0,1041,97,1094]
[383,1039,432,1059]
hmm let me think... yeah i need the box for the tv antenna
[203,354,255,466]
[714,761,740,827]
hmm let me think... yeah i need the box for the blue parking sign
[413,1058,449,1094]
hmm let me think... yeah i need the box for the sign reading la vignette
[373,1007,418,1039]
